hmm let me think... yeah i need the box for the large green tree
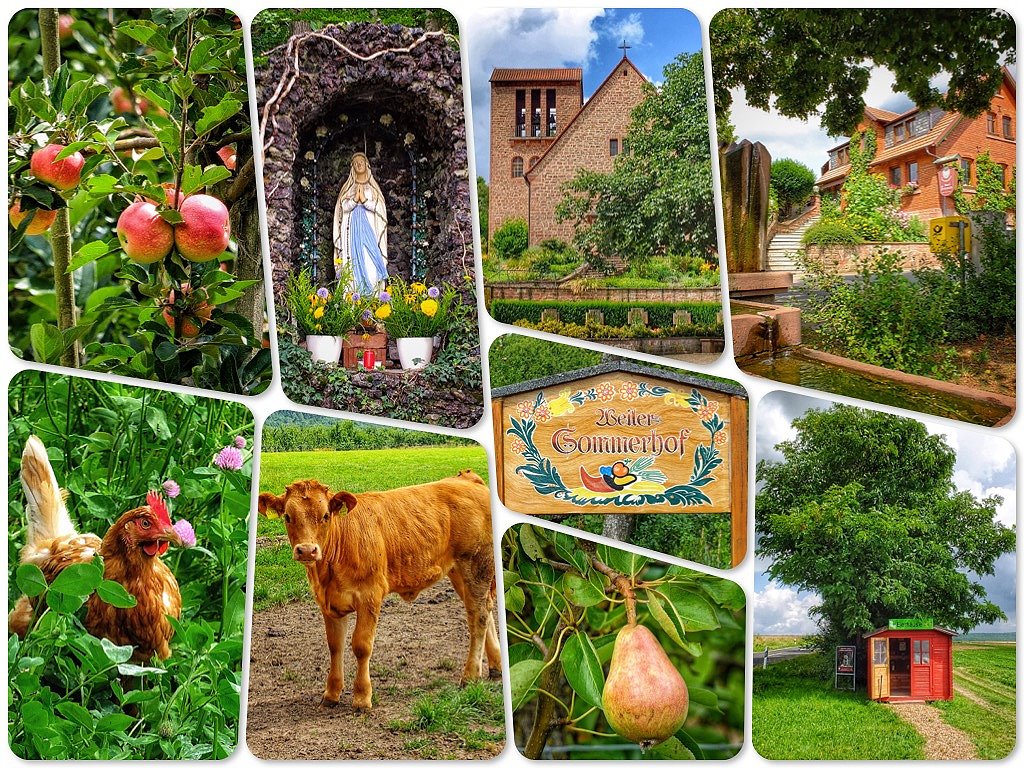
[757,405,1014,644]
[556,52,715,267]
[711,9,1015,138]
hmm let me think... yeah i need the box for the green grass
[388,681,505,755]
[753,635,811,651]
[753,655,925,759]
[254,446,488,611]
[934,643,1016,759]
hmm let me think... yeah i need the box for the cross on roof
[618,39,631,58]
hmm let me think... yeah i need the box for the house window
[621,138,629,156]
[531,89,541,137]
[907,161,919,184]
[960,157,972,186]
[890,166,902,186]
[511,156,524,178]
[913,640,930,665]
[528,156,539,170]
[1003,115,1013,139]
[987,112,997,134]
[873,639,887,665]
[999,163,1009,189]
[609,138,619,156]
[546,89,557,136]
[515,90,526,137]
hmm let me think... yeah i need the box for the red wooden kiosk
[865,620,955,702]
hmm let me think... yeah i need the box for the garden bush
[771,158,816,216]
[262,417,475,452]
[491,218,529,261]
[490,299,721,328]
[512,317,724,341]
[7,371,252,759]
[802,220,863,246]
[488,334,603,388]
[801,247,954,375]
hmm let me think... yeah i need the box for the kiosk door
[871,638,890,699]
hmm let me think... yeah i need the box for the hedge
[490,299,722,328]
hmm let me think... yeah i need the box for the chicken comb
[146,490,172,527]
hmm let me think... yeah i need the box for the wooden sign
[492,361,748,565]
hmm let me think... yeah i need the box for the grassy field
[254,446,489,610]
[753,654,925,759]
[935,643,1016,759]
[754,635,811,651]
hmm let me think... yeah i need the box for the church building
[487,51,650,246]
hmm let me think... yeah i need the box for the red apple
[161,283,213,338]
[58,15,74,41]
[31,144,85,191]
[117,201,174,263]
[174,194,230,261]
[110,86,136,115]
[216,145,237,171]
[9,200,57,235]
[150,182,186,209]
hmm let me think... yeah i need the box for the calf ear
[329,491,357,514]
[258,493,285,519]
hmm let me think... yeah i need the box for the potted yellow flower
[374,277,456,369]
[285,270,362,364]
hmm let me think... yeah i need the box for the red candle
[362,349,376,370]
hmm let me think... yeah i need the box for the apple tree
[8,9,270,394]
[504,524,744,759]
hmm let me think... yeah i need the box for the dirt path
[246,582,504,759]
[886,703,977,760]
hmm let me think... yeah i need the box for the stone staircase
[565,252,630,281]
[767,211,820,273]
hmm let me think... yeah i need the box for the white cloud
[463,8,606,179]
[754,582,821,635]
[604,11,644,48]
[754,397,798,464]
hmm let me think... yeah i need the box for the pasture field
[935,643,1016,759]
[753,635,811,651]
[248,444,503,759]
[753,654,925,759]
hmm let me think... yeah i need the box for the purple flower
[351,292,361,302]
[361,309,372,321]
[162,479,181,499]
[427,286,440,298]
[316,287,329,299]
[234,435,247,449]
[378,290,391,303]
[213,445,244,471]
[173,519,197,548]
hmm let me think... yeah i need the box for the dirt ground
[246,582,505,760]
[886,703,977,760]
[948,334,1015,397]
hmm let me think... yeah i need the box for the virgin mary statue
[333,152,389,295]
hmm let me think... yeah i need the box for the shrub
[489,299,722,328]
[771,158,816,216]
[802,220,863,246]
[802,246,955,375]
[511,318,724,340]
[491,218,529,261]
[488,334,603,388]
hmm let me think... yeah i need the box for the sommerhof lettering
[551,426,689,458]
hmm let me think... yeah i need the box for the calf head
[257,480,356,563]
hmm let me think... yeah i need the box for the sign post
[835,645,856,690]
[888,618,934,630]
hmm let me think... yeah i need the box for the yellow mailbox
[929,216,970,254]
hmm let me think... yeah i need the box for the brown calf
[257,473,500,710]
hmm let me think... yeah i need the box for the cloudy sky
[754,391,1017,636]
[462,8,703,179]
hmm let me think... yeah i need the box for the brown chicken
[8,436,183,661]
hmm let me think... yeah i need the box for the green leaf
[145,408,172,439]
[504,584,525,613]
[195,98,242,136]
[30,322,65,364]
[49,561,103,597]
[15,564,47,597]
[159,208,185,225]
[657,585,720,632]
[649,736,696,760]
[698,578,746,611]
[560,630,605,709]
[46,589,86,614]
[502,569,520,587]
[646,590,685,646]
[563,573,606,607]
[116,20,158,45]
[67,240,114,273]
[553,530,590,573]
[96,580,138,608]
[672,727,706,760]
[100,637,134,664]
[509,659,545,710]
[199,165,233,187]
[181,164,204,195]
[117,663,167,677]
[96,713,135,733]
[597,543,649,577]
[56,701,95,730]
[687,686,720,712]
[518,524,545,561]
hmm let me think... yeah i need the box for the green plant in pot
[373,276,457,370]
[284,269,365,364]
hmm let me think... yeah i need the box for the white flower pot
[306,334,343,364]
[397,336,434,370]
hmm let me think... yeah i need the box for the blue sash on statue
[349,203,388,295]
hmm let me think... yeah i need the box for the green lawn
[753,655,925,759]
[388,681,505,758]
[935,643,1016,759]
[254,446,488,611]
[753,635,811,652]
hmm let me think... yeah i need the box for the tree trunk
[601,514,636,542]
[39,8,80,368]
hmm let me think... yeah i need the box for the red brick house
[488,54,649,245]
[816,68,1016,221]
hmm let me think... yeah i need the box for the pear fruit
[602,624,689,749]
